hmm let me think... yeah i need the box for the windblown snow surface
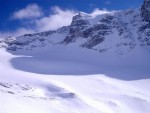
[0,43,150,113]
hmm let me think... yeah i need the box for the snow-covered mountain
[0,26,70,51]
[0,0,150,54]
[0,1,150,113]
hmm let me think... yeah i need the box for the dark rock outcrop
[141,0,150,21]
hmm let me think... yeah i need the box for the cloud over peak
[0,4,114,38]
[90,8,113,17]
[36,6,76,31]
[12,3,43,20]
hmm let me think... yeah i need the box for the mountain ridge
[0,0,150,54]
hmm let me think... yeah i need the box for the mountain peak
[0,1,150,54]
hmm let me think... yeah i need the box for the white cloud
[1,6,76,38]
[2,5,114,38]
[35,6,76,31]
[12,3,43,20]
[90,8,114,17]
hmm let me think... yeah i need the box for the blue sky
[0,0,143,37]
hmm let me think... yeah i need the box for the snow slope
[0,1,150,112]
[0,44,150,113]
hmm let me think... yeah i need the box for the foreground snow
[0,45,150,113]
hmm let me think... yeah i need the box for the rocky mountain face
[0,0,150,54]
[141,0,150,21]
[0,26,69,51]
[139,0,150,47]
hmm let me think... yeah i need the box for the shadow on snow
[8,45,150,81]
